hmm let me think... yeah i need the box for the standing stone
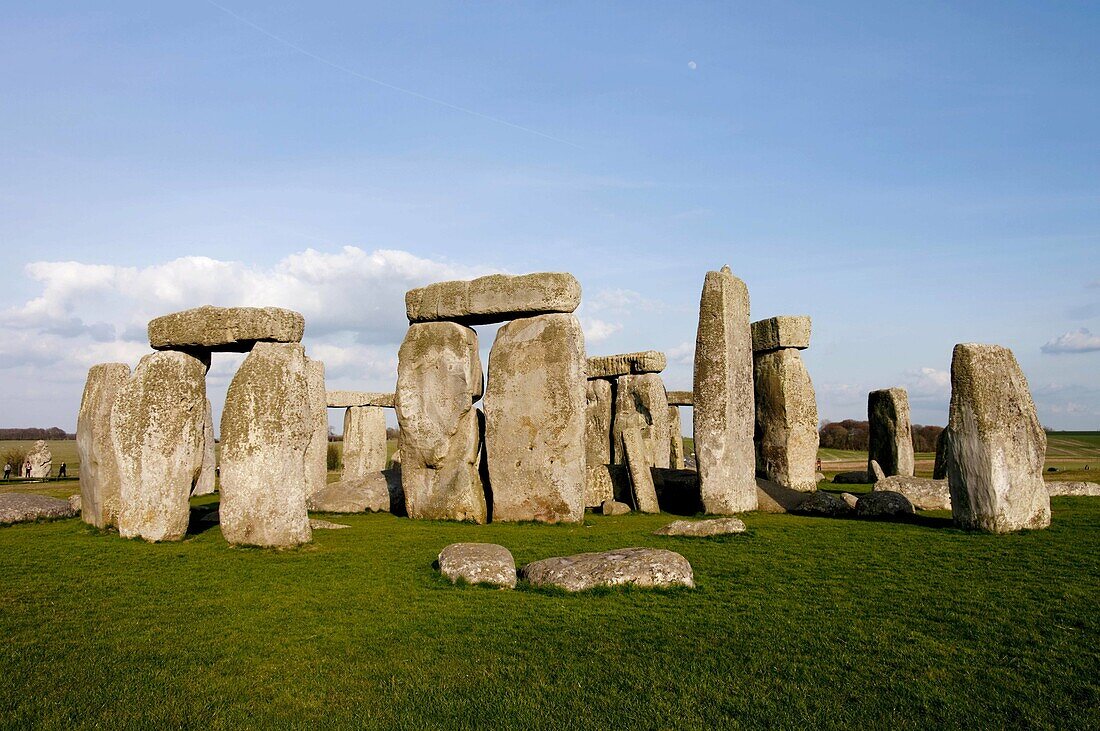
[622,426,660,513]
[343,406,388,479]
[693,266,757,513]
[668,405,684,470]
[753,348,819,491]
[77,363,130,528]
[485,313,586,523]
[945,344,1050,533]
[114,351,208,542]
[22,441,52,479]
[220,343,313,547]
[868,388,915,477]
[932,429,948,480]
[612,374,670,470]
[192,398,217,496]
[395,322,486,523]
[304,359,328,496]
[585,378,614,508]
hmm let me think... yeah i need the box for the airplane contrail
[204,0,579,148]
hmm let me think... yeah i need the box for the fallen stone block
[1047,481,1100,497]
[520,548,694,591]
[654,517,746,536]
[874,475,951,511]
[406,272,581,325]
[309,519,351,530]
[840,492,859,509]
[750,315,811,353]
[833,471,871,485]
[856,490,915,518]
[601,499,631,516]
[791,491,852,517]
[586,350,667,379]
[754,478,812,513]
[438,543,516,589]
[148,305,304,352]
[307,474,392,513]
[0,493,77,525]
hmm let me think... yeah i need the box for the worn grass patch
[1,497,1097,729]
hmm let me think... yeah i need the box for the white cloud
[580,317,621,344]
[1041,328,1100,355]
[901,366,951,401]
[666,341,695,366]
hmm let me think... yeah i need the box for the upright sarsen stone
[395,322,486,523]
[22,441,52,479]
[343,406,388,479]
[304,359,328,496]
[220,343,313,547]
[669,405,684,470]
[612,374,670,470]
[114,351,208,542]
[585,378,615,507]
[192,398,216,496]
[868,388,915,477]
[485,313,586,523]
[945,344,1050,533]
[77,362,130,528]
[693,266,756,513]
[753,348,819,491]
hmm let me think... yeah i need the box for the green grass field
[1,496,1097,728]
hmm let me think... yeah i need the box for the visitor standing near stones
[693,265,757,514]
[58,463,66,479]
[3,463,10,480]
[867,388,915,478]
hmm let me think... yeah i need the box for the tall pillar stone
[113,351,208,542]
[945,343,1050,533]
[76,362,130,528]
[693,265,756,513]
[668,405,684,470]
[751,317,819,492]
[868,388,915,477]
[612,374,671,470]
[343,406,388,479]
[192,398,217,496]
[304,359,328,496]
[485,313,586,523]
[585,378,615,507]
[220,342,313,547]
[395,322,486,523]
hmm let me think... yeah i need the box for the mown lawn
[1,497,1097,729]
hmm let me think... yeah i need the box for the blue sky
[1,1,1098,432]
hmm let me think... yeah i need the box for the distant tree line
[819,420,943,453]
[0,427,73,440]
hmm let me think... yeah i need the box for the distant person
[3,462,10,480]
[25,464,31,478]
[58,462,67,479]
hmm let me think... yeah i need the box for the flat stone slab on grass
[149,306,304,352]
[326,391,395,409]
[587,351,667,379]
[438,543,516,589]
[791,491,852,517]
[874,475,951,511]
[307,475,393,513]
[856,490,916,518]
[309,519,351,530]
[654,517,746,536]
[0,494,77,525]
[1048,482,1100,497]
[406,272,581,326]
[520,548,694,592]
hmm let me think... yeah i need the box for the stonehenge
[77,363,130,528]
[944,344,1050,533]
[752,316,819,491]
[694,266,757,514]
[867,388,915,478]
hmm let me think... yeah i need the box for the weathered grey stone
[665,390,693,406]
[68,494,81,513]
[840,492,860,509]
[585,465,616,509]
[219,343,313,547]
[586,351,666,379]
[932,428,948,480]
[791,490,852,517]
[303,359,328,498]
[114,351,207,542]
[307,473,393,513]
[753,348,819,491]
[694,266,756,513]
[874,475,951,511]
[585,378,613,473]
[601,499,631,516]
[751,315,811,353]
[868,388,915,478]
[668,405,685,470]
[438,543,516,589]
[342,406,387,480]
[148,305,304,352]
[309,518,351,530]
[855,490,915,518]
[76,362,130,528]
[22,440,51,479]
[654,517,746,536]
[815,471,827,482]
[0,493,77,525]
[406,272,581,325]
[945,344,1050,533]
[612,374,670,470]
[396,322,486,523]
[326,391,395,409]
[755,478,812,513]
[1047,482,1100,497]
[833,471,871,484]
[192,398,216,497]
[520,548,694,591]
[869,459,887,483]
[622,427,660,514]
[485,313,586,524]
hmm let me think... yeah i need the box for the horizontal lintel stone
[586,351,666,379]
[751,316,811,353]
[405,272,581,326]
[326,391,395,409]
[149,306,304,352]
